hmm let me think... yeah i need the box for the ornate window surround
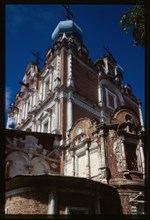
[105,88,117,110]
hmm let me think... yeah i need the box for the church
[5,6,145,215]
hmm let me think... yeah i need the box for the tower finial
[62,4,74,20]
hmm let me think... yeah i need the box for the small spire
[62,4,74,20]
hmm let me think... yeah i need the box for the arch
[111,107,140,127]
[6,151,29,178]
[31,157,50,175]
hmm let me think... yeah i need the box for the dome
[51,20,83,42]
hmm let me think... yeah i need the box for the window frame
[41,117,49,133]
[105,88,117,110]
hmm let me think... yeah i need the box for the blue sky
[5,4,145,124]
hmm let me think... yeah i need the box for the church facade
[6,13,145,215]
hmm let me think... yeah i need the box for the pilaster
[67,92,73,131]
[48,192,57,214]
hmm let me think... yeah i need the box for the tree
[120,5,145,47]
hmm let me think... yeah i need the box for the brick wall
[119,193,131,214]
[5,192,48,215]
[124,96,139,114]
[73,103,98,125]
[107,137,122,179]
[61,49,68,86]
[72,58,98,104]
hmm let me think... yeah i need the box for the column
[56,54,61,75]
[103,57,108,73]
[139,139,145,178]
[48,116,51,133]
[38,119,41,132]
[54,94,60,133]
[49,71,52,91]
[25,101,28,119]
[32,116,36,132]
[138,100,145,131]
[46,108,52,133]
[99,130,107,183]
[22,101,25,120]
[39,79,43,102]
[48,192,57,214]
[28,96,31,112]
[43,81,46,100]
[75,155,78,177]
[120,138,127,171]
[19,108,22,122]
[32,90,37,110]
[67,93,73,131]
[67,51,74,87]
[85,144,90,178]
[98,85,103,104]
[70,151,75,176]
[98,85,104,123]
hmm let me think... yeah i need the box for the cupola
[51,20,83,43]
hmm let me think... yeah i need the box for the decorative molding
[100,79,124,105]
[73,96,100,117]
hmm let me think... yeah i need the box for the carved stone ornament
[6,135,48,156]
[113,140,122,172]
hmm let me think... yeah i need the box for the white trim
[138,103,144,130]
[103,57,108,73]
[63,48,97,76]
[98,85,103,105]
[100,79,124,105]
[67,52,73,87]
[56,54,61,76]
[67,96,73,131]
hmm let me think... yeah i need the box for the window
[43,121,49,133]
[105,88,117,110]
[125,114,132,122]
[65,207,88,215]
[125,143,138,171]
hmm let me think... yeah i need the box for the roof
[51,20,83,42]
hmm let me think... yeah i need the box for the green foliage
[120,5,145,47]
